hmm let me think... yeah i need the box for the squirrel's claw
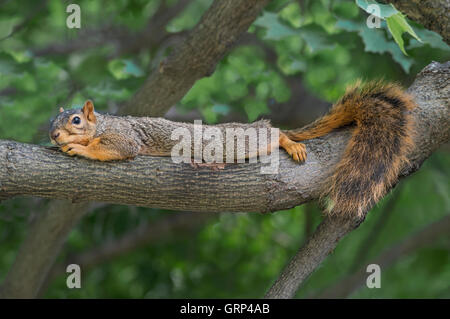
[60,144,72,153]
[61,143,84,156]
[285,142,307,162]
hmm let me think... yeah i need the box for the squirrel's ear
[59,107,64,113]
[82,100,96,123]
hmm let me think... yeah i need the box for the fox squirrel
[49,81,416,216]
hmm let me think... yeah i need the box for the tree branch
[381,0,450,44]
[1,62,448,212]
[316,213,450,298]
[265,216,362,299]
[264,60,450,298]
[119,0,272,117]
[0,0,273,299]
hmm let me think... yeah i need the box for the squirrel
[49,81,416,217]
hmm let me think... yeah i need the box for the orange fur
[62,137,125,161]
[279,132,307,162]
[284,81,416,217]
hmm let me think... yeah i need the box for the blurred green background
[0,0,449,298]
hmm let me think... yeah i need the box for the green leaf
[200,105,218,124]
[354,1,421,56]
[360,27,413,72]
[336,19,363,32]
[4,49,32,63]
[123,60,144,77]
[408,28,450,51]
[0,17,21,39]
[0,52,18,75]
[108,59,144,79]
[211,103,230,116]
[336,19,415,72]
[299,24,336,52]
[355,0,397,18]
[253,11,297,40]
[243,98,269,122]
[333,1,360,19]
[386,13,421,55]
[254,12,334,52]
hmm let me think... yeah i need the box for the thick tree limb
[265,216,362,299]
[0,0,274,299]
[119,0,272,117]
[264,61,449,299]
[381,0,450,44]
[1,62,448,212]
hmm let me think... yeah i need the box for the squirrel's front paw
[61,143,85,156]
[285,142,307,162]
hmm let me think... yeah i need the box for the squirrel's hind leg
[279,132,307,162]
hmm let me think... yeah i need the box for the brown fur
[50,81,416,217]
[285,81,416,217]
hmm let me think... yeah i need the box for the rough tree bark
[0,0,273,299]
[264,62,450,298]
[0,62,449,211]
[0,0,449,300]
[0,62,448,300]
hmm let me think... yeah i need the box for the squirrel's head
[49,100,97,145]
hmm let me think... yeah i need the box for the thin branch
[263,61,450,298]
[265,216,363,298]
[316,213,450,299]
[0,0,273,299]
[1,62,448,211]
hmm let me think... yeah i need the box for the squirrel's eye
[72,116,81,125]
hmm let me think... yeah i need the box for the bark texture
[264,61,449,298]
[0,0,274,299]
[0,62,449,213]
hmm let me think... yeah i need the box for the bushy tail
[287,81,416,217]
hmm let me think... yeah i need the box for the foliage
[0,0,449,298]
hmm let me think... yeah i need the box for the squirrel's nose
[52,132,60,140]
